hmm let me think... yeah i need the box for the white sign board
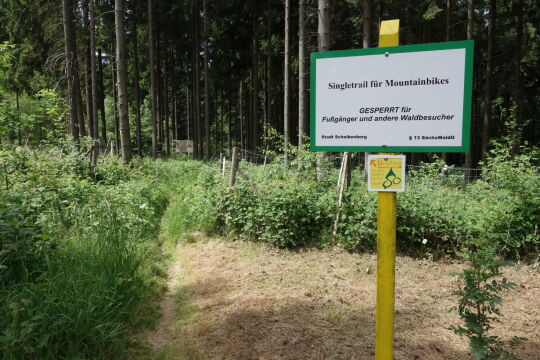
[175,140,193,154]
[310,41,473,152]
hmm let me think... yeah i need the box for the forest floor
[131,236,540,360]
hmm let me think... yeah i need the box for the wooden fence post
[219,153,224,176]
[331,152,351,246]
[229,147,239,187]
[222,156,227,177]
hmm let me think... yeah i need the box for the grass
[153,343,203,360]
[0,154,212,360]
[143,237,539,360]
[130,174,211,360]
[1,199,167,359]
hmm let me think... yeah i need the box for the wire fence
[406,164,483,183]
[214,148,485,185]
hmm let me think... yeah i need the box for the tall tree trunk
[115,0,132,163]
[186,84,190,140]
[89,0,99,167]
[318,0,331,51]
[133,21,143,156]
[84,49,93,141]
[283,0,290,165]
[363,0,371,48]
[252,13,259,152]
[156,32,163,148]
[62,0,79,140]
[16,92,21,145]
[363,0,371,171]
[173,87,177,143]
[192,0,201,158]
[171,49,178,143]
[246,71,252,150]
[298,0,307,148]
[239,79,244,150]
[266,10,272,146]
[74,69,86,138]
[148,0,158,158]
[68,4,85,139]
[464,0,474,174]
[203,0,210,159]
[220,93,224,152]
[164,47,170,156]
[89,1,98,140]
[446,0,452,42]
[442,0,452,163]
[228,93,232,151]
[481,0,495,159]
[467,0,473,41]
[98,49,107,144]
[514,0,523,145]
[83,1,93,142]
[317,0,330,180]
[111,36,120,154]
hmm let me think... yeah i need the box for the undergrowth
[165,143,539,261]
[0,146,198,360]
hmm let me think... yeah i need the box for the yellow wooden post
[375,19,399,360]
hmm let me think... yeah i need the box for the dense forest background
[0,0,539,166]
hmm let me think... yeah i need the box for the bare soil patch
[150,238,540,360]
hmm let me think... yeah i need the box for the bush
[217,163,332,248]
[0,147,176,359]
[336,177,378,252]
[397,164,478,257]
[450,245,526,359]
[160,161,226,241]
[471,144,540,259]
[211,146,539,259]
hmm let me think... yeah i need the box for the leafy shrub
[209,146,539,258]
[470,144,540,259]
[450,245,526,359]
[0,147,176,359]
[218,165,332,248]
[336,181,378,252]
[397,169,477,257]
[0,198,50,285]
[160,161,226,241]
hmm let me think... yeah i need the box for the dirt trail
[145,251,184,355]
[141,239,540,360]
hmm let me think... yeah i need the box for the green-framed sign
[309,40,474,153]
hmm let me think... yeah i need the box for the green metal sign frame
[309,40,474,153]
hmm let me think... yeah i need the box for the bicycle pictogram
[382,168,401,189]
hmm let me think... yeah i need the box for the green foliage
[0,90,66,145]
[21,89,66,144]
[450,245,526,359]
[219,178,330,247]
[178,142,539,258]
[471,144,540,260]
[336,174,378,252]
[0,147,180,360]
[396,160,476,257]
[215,160,334,248]
[160,160,226,242]
[423,1,443,21]
[0,42,14,91]
[0,43,65,145]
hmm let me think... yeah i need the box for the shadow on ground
[176,279,474,360]
[147,241,540,360]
